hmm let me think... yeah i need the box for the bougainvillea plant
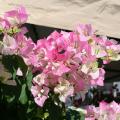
[85,101,120,120]
[0,6,120,120]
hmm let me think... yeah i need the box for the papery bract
[76,24,94,36]
[85,101,120,120]
[90,68,105,86]
[2,34,17,55]
[31,85,49,107]
[4,6,28,25]
[15,33,35,57]
[54,78,74,102]
[0,17,10,29]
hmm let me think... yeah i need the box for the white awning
[0,0,120,38]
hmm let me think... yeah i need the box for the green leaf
[35,108,44,119]
[26,70,33,90]
[19,84,28,104]
[44,112,49,119]
[0,76,5,82]
[6,95,15,103]
[80,113,85,120]
[2,55,18,74]
[12,26,20,33]
[27,100,35,113]
[13,67,17,80]
[66,108,85,120]
[16,55,28,76]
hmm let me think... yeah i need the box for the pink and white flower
[2,34,17,55]
[54,78,74,102]
[85,101,120,120]
[4,6,28,26]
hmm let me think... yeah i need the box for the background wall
[0,0,120,38]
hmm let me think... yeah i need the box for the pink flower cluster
[0,5,28,28]
[0,6,29,55]
[85,101,120,120]
[1,6,120,107]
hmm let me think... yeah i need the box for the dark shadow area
[24,23,120,43]
[24,23,70,42]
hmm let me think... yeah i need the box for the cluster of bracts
[0,6,120,120]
